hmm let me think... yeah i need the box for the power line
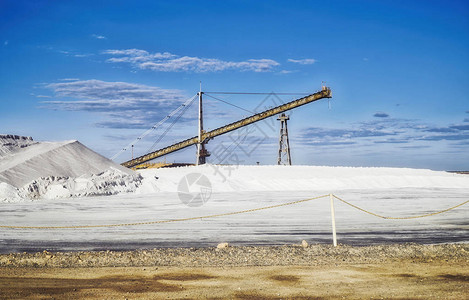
[111,94,198,160]
[205,92,309,95]
[146,97,195,153]
[204,93,254,114]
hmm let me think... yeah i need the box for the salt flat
[1,187,467,253]
[1,136,468,252]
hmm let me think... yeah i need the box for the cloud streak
[298,117,469,149]
[91,34,106,39]
[287,58,316,65]
[417,134,469,141]
[102,49,280,72]
[302,127,396,139]
[41,79,188,129]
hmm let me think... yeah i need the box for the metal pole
[284,116,291,165]
[277,116,283,165]
[196,84,203,165]
[329,193,337,247]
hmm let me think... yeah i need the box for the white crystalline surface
[18,169,143,200]
[3,135,468,202]
[1,133,469,201]
[0,136,133,188]
[136,164,469,193]
[1,135,468,250]
[0,135,140,201]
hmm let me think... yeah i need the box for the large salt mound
[137,164,469,193]
[0,136,133,188]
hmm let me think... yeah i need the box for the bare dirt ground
[0,244,468,299]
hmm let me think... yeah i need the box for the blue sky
[1,0,468,170]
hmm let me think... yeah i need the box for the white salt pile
[20,169,142,200]
[136,164,469,193]
[1,135,469,202]
[0,135,133,188]
[0,135,141,202]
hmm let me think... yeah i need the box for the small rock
[301,240,308,248]
[217,242,229,249]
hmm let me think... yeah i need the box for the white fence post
[330,193,337,247]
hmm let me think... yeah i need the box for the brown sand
[0,244,468,299]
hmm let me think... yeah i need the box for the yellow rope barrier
[1,193,467,229]
[332,194,469,220]
[0,194,330,229]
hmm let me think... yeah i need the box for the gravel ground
[1,244,468,299]
[1,243,467,268]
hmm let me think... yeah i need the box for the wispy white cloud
[298,116,469,149]
[59,78,80,81]
[287,58,316,65]
[56,49,94,58]
[41,79,187,129]
[102,49,280,72]
[91,34,107,39]
[278,70,295,74]
[73,53,93,57]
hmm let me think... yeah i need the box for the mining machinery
[122,86,332,168]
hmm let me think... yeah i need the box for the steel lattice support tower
[277,113,291,165]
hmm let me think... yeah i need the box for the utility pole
[277,113,291,165]
[196,83,210,165]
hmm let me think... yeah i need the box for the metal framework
[277,113,291,165]
[121,86,332,168]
